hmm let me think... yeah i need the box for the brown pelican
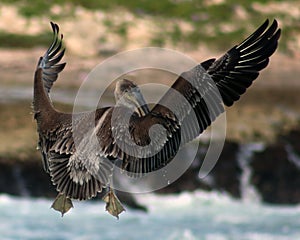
[33,20,280,218]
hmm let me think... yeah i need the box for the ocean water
[0,191,299,240]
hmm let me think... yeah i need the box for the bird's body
[33,20,280,218]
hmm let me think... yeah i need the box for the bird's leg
[102,187,125,219]
[51,193,73,217]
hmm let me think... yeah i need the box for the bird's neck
[33,68,56,121]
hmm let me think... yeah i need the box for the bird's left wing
[119,19,281,175]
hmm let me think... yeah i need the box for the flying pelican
[33,20,280,218]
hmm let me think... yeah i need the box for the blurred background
[0,0,300,239]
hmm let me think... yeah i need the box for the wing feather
[37,22,66,94]
[118,19,280,175]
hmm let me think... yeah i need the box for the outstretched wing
[34,22,67,171]
[116,19,280,174]
[206,19,281,106]
[35,23,106,201]
[37,22,66,94]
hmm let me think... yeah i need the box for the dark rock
[2,127,300,206]
[19,161,57,198]
[281,129,300,154]
[157,141,241,198]
[0,161,20,196]
[208,141,241,198]
[156,164,212,194]
[112,191,147,212]
[251,140,300,204]
[0,157,146,211]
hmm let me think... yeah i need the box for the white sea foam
[0,192,300,240]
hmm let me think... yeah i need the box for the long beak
[130,91,150,116]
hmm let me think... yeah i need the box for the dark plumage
[33,20,280,217]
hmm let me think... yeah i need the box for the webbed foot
[51,193,73,217]
[102,189,125,219]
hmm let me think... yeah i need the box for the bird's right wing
[34,22,67,171]
[37,22,66,94]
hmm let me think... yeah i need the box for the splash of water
[237,143,265,203]
[285,143,300,169]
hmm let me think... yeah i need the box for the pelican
[33,20,280,218]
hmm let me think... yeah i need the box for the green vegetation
[0,31,52,48]
[0,0,297,51]
[103,18,130,39]
[0,0,289,21]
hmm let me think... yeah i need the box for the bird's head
[114,79,150,116]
